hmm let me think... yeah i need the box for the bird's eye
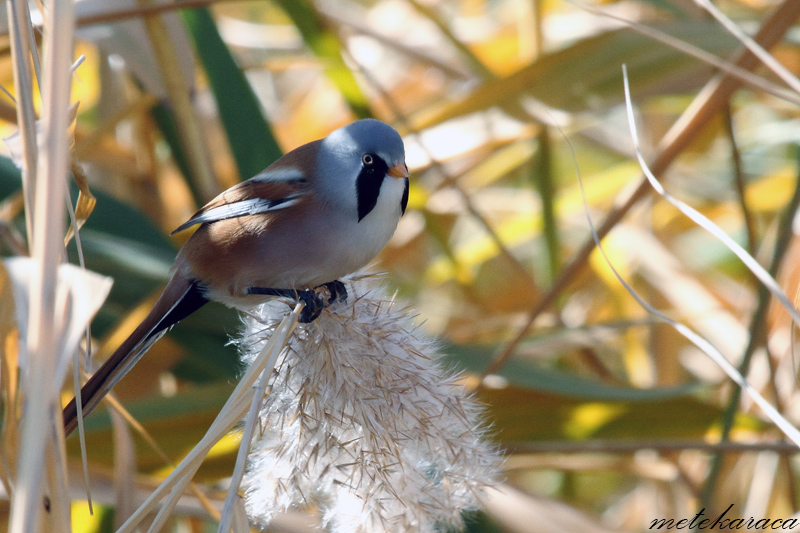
[362,154,374,166]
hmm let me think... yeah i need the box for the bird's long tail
[63,274,209,436]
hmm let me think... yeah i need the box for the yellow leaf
[71,501,103,533]
[565,403,626,440]
[745,165,795,212]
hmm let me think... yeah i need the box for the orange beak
[387,163,409,178]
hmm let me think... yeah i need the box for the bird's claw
[247,282,346,323]
[298,281,347,323]
[297,290,324,323]
[323,280,348,306]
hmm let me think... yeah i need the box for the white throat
[338,176,405,275]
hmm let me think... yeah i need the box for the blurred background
[3,0,800,531]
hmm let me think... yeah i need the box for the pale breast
[334,176,405,274]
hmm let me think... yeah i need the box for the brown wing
[171,140,321,235]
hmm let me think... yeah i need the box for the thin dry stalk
[217,359,274,532]
[137,0,217,203]
[618,68,800,445]
[627,82,800,328]
[71,345,92,512]
[405,0,494,80]
[549,68,800,451]
[79,0,238,29]
[505,440,800,455]
[575,1,800,107]
[721,107,754,255]
[5,0,38,241]
[319,6,471,79]
[8,0,75,531]
[694,0,800,96]
[116,304,302,533]
[700,117,800,506]
[99,391,222,521]
[482,0,800,378]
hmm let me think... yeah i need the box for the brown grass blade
[482,0,800,378]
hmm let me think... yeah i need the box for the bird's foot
[247,286,324,323]
[322,280,348,306]
[296,290,324,323]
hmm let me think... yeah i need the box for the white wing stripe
[251,168,305,183]
[208,196,300,218]
[173,195,303,233]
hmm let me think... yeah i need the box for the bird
[63,119,409,436]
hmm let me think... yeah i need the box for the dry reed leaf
[4,258,113,386]
[2,101,93,247]
[564,66,800,448]
[4,258,113,525]
[693,0,800,96]
[64,160,96,247]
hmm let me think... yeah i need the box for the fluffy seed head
[239,275,502,532]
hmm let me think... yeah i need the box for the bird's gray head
[317,119,408,220]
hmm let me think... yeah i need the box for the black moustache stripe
[356,155,388,222]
